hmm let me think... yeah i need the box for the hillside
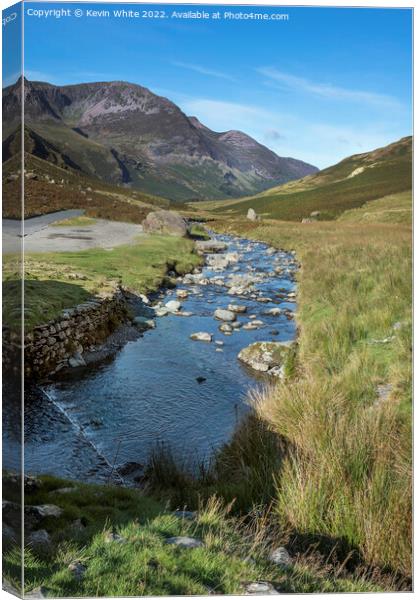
[2,151,169,221]
[196,137,412,221]
[2,78,317,202]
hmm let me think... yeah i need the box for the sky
[5,2,413,168]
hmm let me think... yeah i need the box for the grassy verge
[3,235,201,330]
[51,216,97,227]
[207,216,412,578]
[3,475,383,596]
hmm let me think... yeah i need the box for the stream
[3,233,297,484]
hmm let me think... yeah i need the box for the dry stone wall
[3,289,129,380]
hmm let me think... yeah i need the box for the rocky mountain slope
[3,78,317,201]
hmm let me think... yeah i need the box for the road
[3,210,144,254]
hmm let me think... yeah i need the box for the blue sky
[11,3,414,167]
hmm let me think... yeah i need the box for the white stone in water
[219,323,233,333]
[214,308,236,322]
[264,308,282,316]
[176,289,189,299]
[228,304,247,313]
[165,300,181,312]
[215,341,224,346]
[190,332,212,342]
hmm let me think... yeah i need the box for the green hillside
[195,137,412,221]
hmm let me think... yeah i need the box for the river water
[3,233,297,484]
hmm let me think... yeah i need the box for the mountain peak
[4,78,318,201]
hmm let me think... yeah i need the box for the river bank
[207,216,412,580]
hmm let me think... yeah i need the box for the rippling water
[4,234,297,483]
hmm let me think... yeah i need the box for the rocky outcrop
[143,210,188,237]
[237,341,293,377]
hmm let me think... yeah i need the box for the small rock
[165,536,203,549]
[215,341,224,346]
[190,332,212,342]
[228,304,247,313]
[28,529,51,548]
[245,582,279,595]
[264,308,282,316]
[176,289,189,299]
[133,316,155,331]
[268,546,292,567]
[25,586,49,598]
[68,561,86,580]
[165,300,181,313]
[175,311,194,317]
[173,510,197,520]
[104,532,126,544]
[214,308,236,322]
[2,522,16,543]
[257,297,272,303]
[27,504,63,518]
[219,323,233,333]
[196,376,207,384]
[69,352,86,368]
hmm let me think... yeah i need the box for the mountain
[197,136,412,221]
[2,78,317,202]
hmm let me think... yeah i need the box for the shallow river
[4,233,297,484]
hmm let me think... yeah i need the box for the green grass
[51,216,97,227]
[3,235,201,329]
[209,216,412,578]
[3,475,383,596]
[339,190,412,224]
[196,136,412,221]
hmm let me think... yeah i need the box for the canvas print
[2,1,413,596]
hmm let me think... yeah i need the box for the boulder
[247,208,259,221]
[214,309,236,322]
[238,341,292,375]
[195,240,228,254]
[142,210,188,237]
[190,332,212,342]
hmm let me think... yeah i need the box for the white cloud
[172,61,237,82]
[258,67,401,109]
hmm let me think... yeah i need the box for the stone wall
[3,289,129,380]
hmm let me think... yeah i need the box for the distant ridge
[2,77,317,201]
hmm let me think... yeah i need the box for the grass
[51,216,97,227]
[338,190,412,224]
[208,215,412,579]
[3,152,170,221]
[194,136,412,221]
[3,235,201,329]
[3,474,384,596]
